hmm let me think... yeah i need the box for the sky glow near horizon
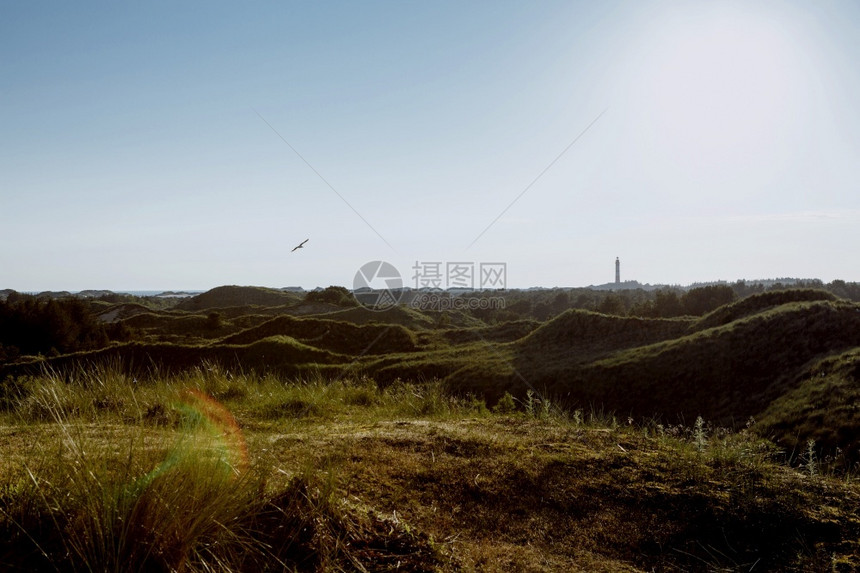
[2,1,859,291]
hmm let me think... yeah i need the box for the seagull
[291,238,309,252]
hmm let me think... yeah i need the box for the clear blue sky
[2,1,859,291]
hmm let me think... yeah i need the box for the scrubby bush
[304,286,358,307]
[0,296,108,359]
[492,391,516,414]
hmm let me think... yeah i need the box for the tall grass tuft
[52,434,263,572]
[694,415,708,452]
[1,363,449,570]
[803,439,818,477]
[1,368,267,571]
[524,390,536,417]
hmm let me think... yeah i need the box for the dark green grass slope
[0,337,350,382]
[220,315,418,355]
[175,285,303,311]
[353,310,689,397]
[520,309,693,358]
[440,319,541,345]
[529,300,860,425]
[692,288,837,331]
[314,305,439,329]
[358,344,509,386]
[311,305,487,330]
[6,289,860,467]
[757,347,860,462]
[121,312,231,336]
[94,302,159,322]
[359,297,860,421]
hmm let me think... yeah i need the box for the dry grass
[2,365,859,571]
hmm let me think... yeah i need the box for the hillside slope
[6,289,859,466]
[175,285,303,311]
[221,315,418,355]
[505,299,860,434]
[520,310,692,362]
[756,347,860,461]
[692,288,838,331]
[0,337,350,380]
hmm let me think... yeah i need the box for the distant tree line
[0,294,115,363]
[461,279,860,323]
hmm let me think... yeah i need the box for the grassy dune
[221,314,418,355]
[757,347,860,465]
[316,305,441,329]
[6,289,860,467]
[174,285,304,311]
[691,288,838,331]
[4,284,860,572]
[1,367,858,571]
[521,310,693,354]
[524,299,860,419]
[439,319,542,344]
[1,337,351,382]
[446,295,860,463]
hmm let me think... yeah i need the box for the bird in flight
[291,238,309,252]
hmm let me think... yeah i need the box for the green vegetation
[0,366,443,571]
[175,285,304,311]
[628,283,737,317]
[3,283,860,568]
[757,347,860,472]
[1,365,858,571]
[520,298,860,428]
[220,314,417,355]
[302,285,358,307]
[4,286,860,467]
[692,288,837,330]
[0,296,110,359]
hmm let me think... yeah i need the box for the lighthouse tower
[615,257,620,285]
